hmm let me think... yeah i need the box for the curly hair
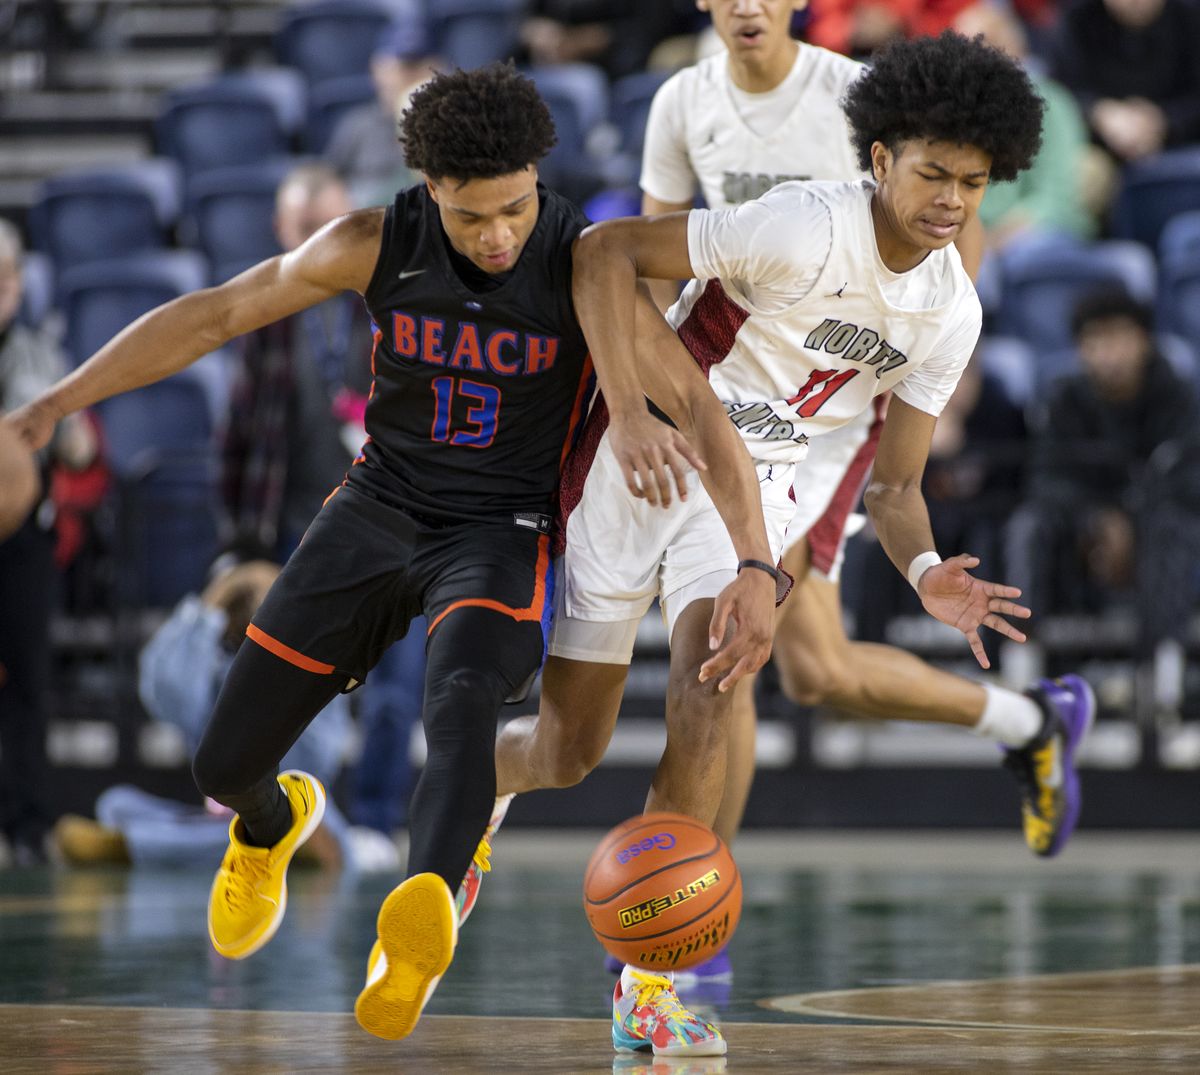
[399,63,557,182]
[842,31,1044,183]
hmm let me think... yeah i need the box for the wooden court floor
[2,832,1198,1073]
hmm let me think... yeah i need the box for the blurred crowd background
[1,0,1199,866]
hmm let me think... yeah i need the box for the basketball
[583,812,742,972]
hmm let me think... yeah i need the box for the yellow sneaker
[355,872,457,1040]
[206,770,326,959]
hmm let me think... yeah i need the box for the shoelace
[223,850,273,912]
[630,972,692,1023]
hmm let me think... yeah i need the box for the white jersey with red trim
[668,179,982,466]
[640,43,863,209]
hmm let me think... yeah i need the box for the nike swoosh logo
[398,269,425,280]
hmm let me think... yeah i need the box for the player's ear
[792,0,809,12]
[695,0,709,12]
[870,141,892,184]
[425,177,439,204]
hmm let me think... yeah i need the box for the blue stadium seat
[583,187,641,223]
[96,376,214,478]
[1111,147,1200,251]
[17,251,54,329]
[1159,210,1200,263]
[157,70,305,179]
[610,70,672,158]
[305,74,376,154]
[28,159,182,269]
[996,237,1157,352]
[529,64,608,177]
[276,0,398,88]
[1160,258,1200,351]
[430,0,524,69]
[977,335,1035,407]
[184,159,297,284]
[58,250,208,367]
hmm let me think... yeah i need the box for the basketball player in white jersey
[471,32,1089,1057]
[639,0,1082,875]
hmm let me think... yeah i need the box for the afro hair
[399,62,557,183]
[842,31,1044,183]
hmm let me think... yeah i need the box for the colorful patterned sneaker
[207,770,326,959]
[454,793,514,926]
[612,967,727,1057]
[1003,674,1096,857]
[355,872,457,1041]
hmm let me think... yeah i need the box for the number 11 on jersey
[430,376,502,448]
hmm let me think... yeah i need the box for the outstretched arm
[5,209,385,452]
[571,213,700,508]
[865,395,1030,668]
[632,286,775,689]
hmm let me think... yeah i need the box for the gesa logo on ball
[614,832,676,865]
[617,869,721,928]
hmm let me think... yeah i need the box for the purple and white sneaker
[1003,674,1095,857]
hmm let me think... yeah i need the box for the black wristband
[737,558,780,583]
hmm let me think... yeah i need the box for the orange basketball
[583,812,742,972]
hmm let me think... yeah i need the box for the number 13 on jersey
[430,376,502,448]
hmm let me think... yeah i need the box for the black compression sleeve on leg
[193,633,347,847]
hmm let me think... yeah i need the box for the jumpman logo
[827,282,848,298]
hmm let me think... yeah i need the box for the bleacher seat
[185,159,297,283]
[1159,210,1200,263]
[996,237,1157,352]
[17,251,54,329]
[305,74,376,154]
[430,0,524,69]
[157,70,306,180]
[276,0,398,89]
[96,380,218,609]
[1111,147,1200,251]
[610,70,672,158]
[529,64,607,181]
[1160,259,1200,351]
[977,335,1035,407]
[58,250,208,367]
[28,159,183,269]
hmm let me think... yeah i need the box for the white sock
[622,965,672,992]
[973,683,1044,747]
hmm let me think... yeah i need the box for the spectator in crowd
[851,349,1028,653]
[1005,288,1200,700]
[221,164,371,560]
[324,18,438,208]
[956,3,1098,249]
[52,547,398,871]
[520,1,693,80]
[0,219,97,865]
[1049,0,1200,163]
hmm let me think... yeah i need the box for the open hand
[698,568,775,691]
[608,409,706,508]
[916,553,1030,669]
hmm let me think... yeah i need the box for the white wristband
[907,551,942,592]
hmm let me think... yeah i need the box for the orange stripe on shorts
[246,623,336,675]
[427,534,551,635]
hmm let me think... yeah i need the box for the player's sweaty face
[871,138,990,264]
[428,167,541,274]
[703,0,805,54]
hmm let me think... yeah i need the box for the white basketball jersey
[640,44,863,209]
[668,180,982,465]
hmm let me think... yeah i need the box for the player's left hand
[916,553,1030,669]
[698,568,775,692]
[607,409,706,508]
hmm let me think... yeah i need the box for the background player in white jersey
[640,0,1085,872]
[482,32,1085,1057]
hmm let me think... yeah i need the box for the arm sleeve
[686,190,832,308]
[639,74,698,206]
[892,298,983,417]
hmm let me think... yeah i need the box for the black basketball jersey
[350,183,594,524]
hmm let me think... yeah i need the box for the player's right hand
[607,409,705,509]
[3,399,58,453]
[698,568,775,692]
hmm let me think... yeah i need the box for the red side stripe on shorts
[246,624,336,675]
[426,534,551,635]
[807,395,888,576]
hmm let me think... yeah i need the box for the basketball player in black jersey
[4,64,777,1041]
